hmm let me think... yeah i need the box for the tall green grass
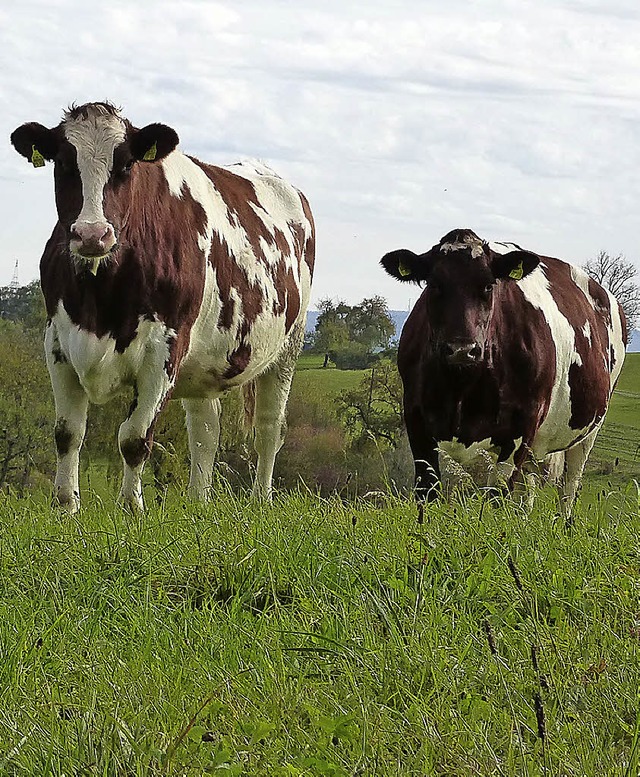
[1,484,639,775]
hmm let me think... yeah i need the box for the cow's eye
[121,159,134,175]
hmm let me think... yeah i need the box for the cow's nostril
[470,344,482,360]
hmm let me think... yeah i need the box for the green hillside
[592,353,640,469]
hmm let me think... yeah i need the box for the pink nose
[70,221,116,256]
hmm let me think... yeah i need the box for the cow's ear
[380,249,432,283]
[491,249,540,281]
[11,123,58,167]
[130,123,179,162]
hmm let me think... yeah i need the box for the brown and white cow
[11,102,315,511]
[381,228,626,516]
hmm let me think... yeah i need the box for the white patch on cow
[606,290,626,390]
[52,304,174,406]
[63,106,126,227]
[437,437,522,493]
[517,267,590,456]
[488,241,520,255]
[582,321,592,345]
[569,264,596,309]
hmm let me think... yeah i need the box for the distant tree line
[308,295,396,369]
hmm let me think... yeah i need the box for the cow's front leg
[118,360,174,511]
[45,324,88,512]
[404,408,441,503]
[182,397,221,501]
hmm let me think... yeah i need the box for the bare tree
[582,250,640,331]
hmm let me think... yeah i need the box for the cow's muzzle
[443,341,483,365]
[69,221,117,259]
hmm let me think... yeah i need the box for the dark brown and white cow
[11,102,315,511]
[381,228,626,516]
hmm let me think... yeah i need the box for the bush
[329,342,376,370]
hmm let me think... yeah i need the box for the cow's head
[11,102,178,272]
[381,228,540,366]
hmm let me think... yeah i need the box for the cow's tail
[242,380,256,435]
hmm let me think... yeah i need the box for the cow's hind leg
[182,397,221,501]
[250,330,303,501]
[45,324,88,512]
[559,427,600,525]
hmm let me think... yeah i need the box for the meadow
[0,356,639,775]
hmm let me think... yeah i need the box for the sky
[2,0,640,311]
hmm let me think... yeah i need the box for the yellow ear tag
[398,260,412,277]
[30,145,45,168]
[509,260,524,281]
[143,142,157,162]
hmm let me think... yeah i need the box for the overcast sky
[2,0,640,310]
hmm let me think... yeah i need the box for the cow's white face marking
[582,321,592,345]
[63,106,126,252]
[442,236,484,257]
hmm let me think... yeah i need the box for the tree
[337,358,404,446]
[582,251,640,331]
[312,296,396,368]
[312,298,351,366]
[0,280,45,329]
[0,319,54,492]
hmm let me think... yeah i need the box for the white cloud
[2,0,640,310]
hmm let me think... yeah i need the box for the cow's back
[169,156,315,397]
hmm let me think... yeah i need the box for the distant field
[292,353,366,411]
[592,353,640,471]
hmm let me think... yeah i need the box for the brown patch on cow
[224,342,252,379]
[271,259,301,333]
[194,161,276,263]
[588,277,611,326]
[217,295,236,330]
[273,226,292,258]
[298,192,316,276]
[120,437,151,468]
[54,419,73,455]
[210,231,265,336]
[51,346,67,364]
[49,328,68,364]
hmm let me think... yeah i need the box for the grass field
[1,486,640,775]
[293,355,367,406]
[593,354,640,468]
[1,355,639,775]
